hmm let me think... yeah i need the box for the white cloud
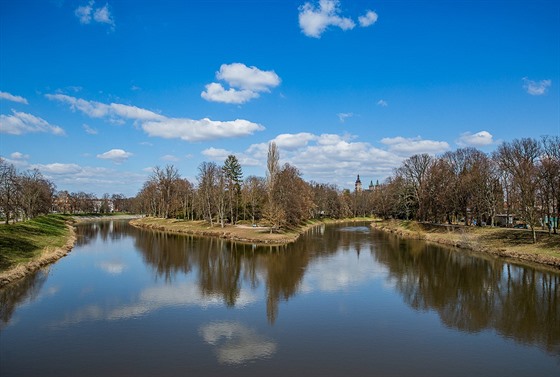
[456,131,494,147]
[522,77,551,95]
[272,132,316,150]
[75,1,114,28]
[142,118,264,142]
[160,154,179,162]
[298,0,355,38]
[83,124,98,135]
[0,91,28,104]
[10,152,29,160]
[358,10,378,27]
[93,4,114,26]
[202,63,280,104]
[200,322,277,365]
[217,63,281,92]
[202,147,231,159]
[47,94,264,141]
[96,149,133,164]
[337,112,353,122]
[0,110,65,136]
[201,83,259,104]
[33,163,83,175]
[75,1,93,24]
[381,136,450,155]
[31,162,145,196]
[46,94,164,121]
[376,99,388,107]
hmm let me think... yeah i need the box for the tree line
[135,142,355,230]
[0,158,134,224]
[368,136,559,242]
[136,136,559,242]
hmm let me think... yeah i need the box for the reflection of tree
[0,269,48,328]
[75,220,136,246]
[374,232,560,355]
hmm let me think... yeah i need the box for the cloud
[0,91,28,104]
[202,63,280,104]
[142,118,264,142]
[337,112,353,122]
[75,1,94,24]
[202,147,231,159]
[96,149,133,164]
[33,163,83,175]
[376,99,388,107]
[160,154,179,162]
[31,162,145,196]
[93,4,114,25]
[47,94,264,141]
[456,131,494,147]
[0,110,65,135]
[358,10,378,27]
[522,77,551,95]
[75,1,114,28]
[202,148,261,167]
[10,152,29,160]
[380,136,450,155]
[199,322,277,365]
[46,94,164,121]
[298,0,355,38]
[201,83,259,104]
[83,124,98,135]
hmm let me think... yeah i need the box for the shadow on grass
[0,235,38,270]
[479,229,560,248]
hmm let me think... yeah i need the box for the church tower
[355,175,362,193]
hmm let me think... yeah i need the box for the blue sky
[1,0,558,197]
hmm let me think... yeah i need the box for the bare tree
[0,159,19,224]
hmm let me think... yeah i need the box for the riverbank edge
[130,217,376,245]
[0,215,141,288]
[370,220,560,269]
[0,223,77,288]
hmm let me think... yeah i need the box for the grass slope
[372,220,560,268]
[0,214,72,271]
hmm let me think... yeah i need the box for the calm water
[1,220,559,376]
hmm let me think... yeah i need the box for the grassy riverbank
[130,216,376,245]
[371,219,560,268]
[0,214,76,287]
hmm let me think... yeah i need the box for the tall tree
[223,155,243,224]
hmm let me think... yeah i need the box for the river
[1,220,558,376]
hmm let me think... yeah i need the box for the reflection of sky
[96,260,126,275]
[300,251,388,294]
[200,321,277,365]
[50,282,258,327]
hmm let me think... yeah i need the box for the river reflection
[1,220,559,376]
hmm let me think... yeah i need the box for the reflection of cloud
[301,252,387,293]
[50,283,257,327]
[200,321,277,365]
[97,261,126,275]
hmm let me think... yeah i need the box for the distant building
[355,175,378,193]
[355,175,362,193]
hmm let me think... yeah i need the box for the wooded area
[2,136,558,242]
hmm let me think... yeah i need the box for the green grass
[0,214,72,271]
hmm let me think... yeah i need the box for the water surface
[1,221,558,376]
